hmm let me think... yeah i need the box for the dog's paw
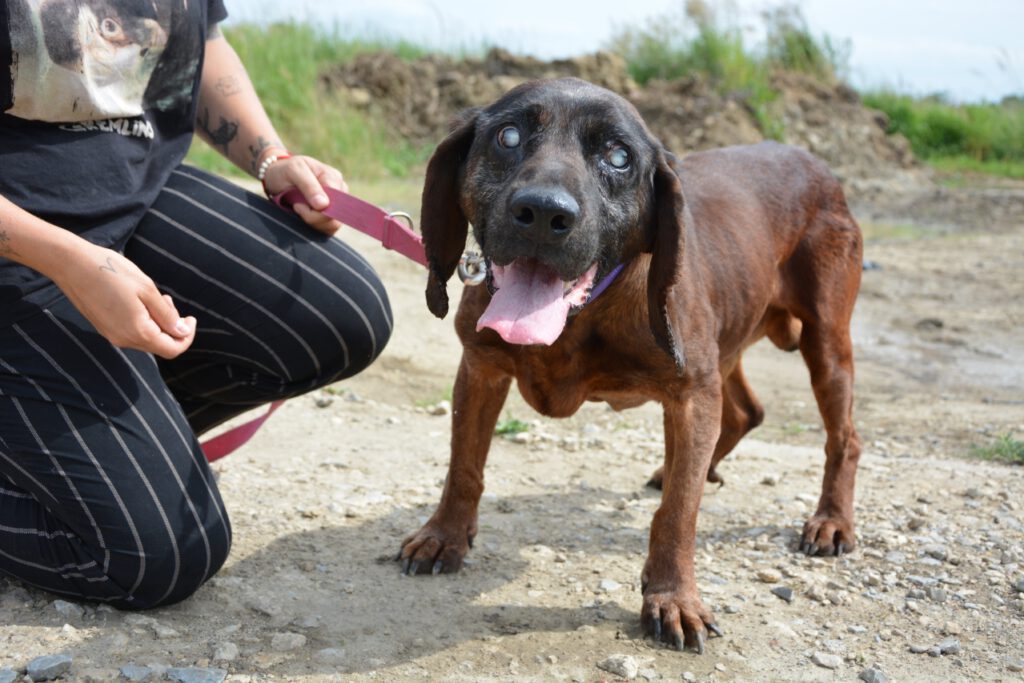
[800,515,856,556]
[397,521,473,576]
[641,588,723,654]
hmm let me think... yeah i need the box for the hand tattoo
[100,256,117,273]
[198,107,239,156]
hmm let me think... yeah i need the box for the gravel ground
[1,187,1022,682]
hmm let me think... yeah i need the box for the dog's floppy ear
[421,108,480,318]
[646,149,686,375]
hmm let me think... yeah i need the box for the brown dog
[399,78,862,653]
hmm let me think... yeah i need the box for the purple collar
[586,263,626,304]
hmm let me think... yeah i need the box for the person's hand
[262,155,347,236]
[52,242,196,359]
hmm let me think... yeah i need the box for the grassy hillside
[190,12,1023,182]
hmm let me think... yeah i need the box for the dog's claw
[805,543,819,556]
[410,560,422,575]
[393,550,403,562]
[652,618,662,641]
[432,560,443,575]
[695,632,706,655]
[836,542,847,556]
[401,557,411,575]
[708,622,724,638]
[672,632,685,651]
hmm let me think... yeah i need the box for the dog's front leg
[642,386,724,653]
[399,352,512,575]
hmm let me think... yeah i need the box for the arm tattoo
[248,135,285,174]
[198,106,239,156]
[214,74,242,97]
[0,228,19,259]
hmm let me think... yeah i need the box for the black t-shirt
[0,0,228,326]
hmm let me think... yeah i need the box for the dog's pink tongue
[477,260,571,345]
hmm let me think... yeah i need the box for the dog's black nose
[509,187,579,241]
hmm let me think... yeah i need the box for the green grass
[607,2,847,140]
[186,22,433,180]
[863,91,1024,177]
[969,434,1024,465]
[495,417,530,437]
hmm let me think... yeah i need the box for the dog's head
[420,77,686,369]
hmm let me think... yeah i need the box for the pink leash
[200,187,426,462]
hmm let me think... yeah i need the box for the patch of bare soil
[1,180,1022,681]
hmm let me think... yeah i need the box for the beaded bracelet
[257,152,291,196]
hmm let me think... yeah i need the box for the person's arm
[196,25,345,235]
[0,194,195,358]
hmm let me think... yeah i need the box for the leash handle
[273,187,427,266]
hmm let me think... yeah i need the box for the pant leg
[0,298,231,608]
[125,165,393,434]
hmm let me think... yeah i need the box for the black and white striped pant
[0,166,392,608]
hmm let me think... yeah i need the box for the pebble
[859,668,889,683]
[1013,577,1024,594]
[53,599,84,621]
[757,569,782,583]
[638,668,659,681]
[938,637,962,655]
[597,654,639,680]
[760,474,780,486]
[682,673,696,682]
[271,632,307,651]
[0,669,16,683]
[165,668,227,683]
[314,394,334,408]
[1008,659,1024,672]
[213,642,239,662]
[770,586,794,603]
[848,625,868,634]
[598,579,622,593]
[153,623,181,639]
[26,653,73,681]
[120,665,159,681]
[909,644,930,654]
[811,652,842,670]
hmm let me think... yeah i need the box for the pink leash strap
[201,400,285,462]
[201,187,424,462]
[272,187,427,266]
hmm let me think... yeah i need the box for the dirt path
[1,186,1022,682]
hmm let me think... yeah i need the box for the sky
[225,0,1024,103]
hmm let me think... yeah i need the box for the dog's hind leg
[399,352,512,574]
[646,357,764,489]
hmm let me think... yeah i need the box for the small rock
[597,654,639,680]
[927,646,942,657]
[811,652,842,670]
[314,394,333,408]
[271,632,307,651]
[213,642,239,662]
[859,667,889,683]
[0,668,17,683]
[638,668,659,681]
[1007,658,1024,672]
[927,587,948,603]
[1013,576,1024,594]
[938,637,961,655]
[848,625,868,634]
[942,621,962,635]
[53,599,84,621]
[770,586,794,603]
[430,400,451,416]
[120,665,157,682]
[922,545,948,561]
[165,668,227,683]
[27,653,73,681]
[756,568,782,583]
[682,673,696,682]
[599,579,623,593]
[909,644,930,654]
[760,474,780,486]
[153,623,180,639]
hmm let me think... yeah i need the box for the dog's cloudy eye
[606,145,630,169]
[497,126,521,149]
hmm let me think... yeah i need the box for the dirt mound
[323,48,917,181]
